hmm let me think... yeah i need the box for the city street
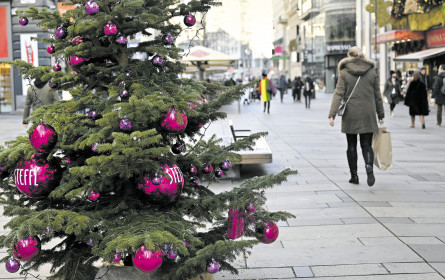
[1,89,445,279]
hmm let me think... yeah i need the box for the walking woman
[258,72,275,113]
[328,47,384,187]
[383,70,402,117]
[404,71,429,129]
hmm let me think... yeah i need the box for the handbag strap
[343,76,361,107]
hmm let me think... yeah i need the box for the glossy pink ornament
[119,119,132,131]
[56,26,67,39]
[104,21,117,35]
[13,237,40,261]
[116,34,128,45]
[202,163,213,174]
[113,253,121,263]
[184,14,196,27]
[53,63,62,72]
[214,168,224,178]
[207,259,220,274]
[14,156,62,199]
[227,208,245,239]
[160,108,188,134]
[162,33,173,45]
[188,165,197,174]
[47,45,55,54]
[171,143,184,154]
[256,221,279,244]
[85,0,99,14]
[132,246,163,273]
[5,257,20,273]
[152,55,165,68]
[29,122,58,152]
[89,191,100,201]
[137,164,184,204]
[92,142,100,152]
[120,89,129,98]
[167,248,177,259]
[245,202,256,213]
[87,110,101,119]
[220,159,232,171]
[68,56,84,66]
[19,17,28,26]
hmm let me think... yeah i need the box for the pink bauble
[116,34,128,45]
[5,257,20,273]
[113,253,121,263]
[207,259,220,274]
[132,246,163,273]
[256,221,279,244]
[89,191,100,201]
[47,45,55,54]
[53,64,62,72]
[162,33,173,45]
[160,108,188,134]
[104,21,117,35]
[202,163,213,174]
[56,26,67,39]
[184,14,196,27]
[14,156,62,199]
[19,17,28,26]
[13,236,41,262]
[137,164,184,204]
[119,119,132,131]
[152,55,165,68]
[29,122,58,153]
[68,56,84,66]
[85,0,99,14]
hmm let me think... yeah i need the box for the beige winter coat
[328,57,385,134]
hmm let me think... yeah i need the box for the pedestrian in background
[258,72,275,114]
[278,73,287,103]
[383,70,402,117]
[404,71,429,129]
[303,76,314,109]
[23,78,60,127]
[292,76,302,103]
[420,67,431,91]
[328,46,384,187]
[431,64,445,127]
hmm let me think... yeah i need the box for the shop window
[0,63,12,113]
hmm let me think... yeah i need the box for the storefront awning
[373,30,424,44]
[393,47,445,62]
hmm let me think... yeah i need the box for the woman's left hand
[329,117,334,127]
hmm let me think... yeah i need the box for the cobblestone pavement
[0,90,444,279]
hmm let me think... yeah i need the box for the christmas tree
[0,1,296,279]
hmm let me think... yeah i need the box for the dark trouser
[263,101,270,113]
[346,133,373,172]
[304,94,311,108]
[437,104,444,125]
[279,88,285,102]
[390,103,396,111]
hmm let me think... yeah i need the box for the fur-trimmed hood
[338,57,376,76]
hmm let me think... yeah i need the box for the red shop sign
[426,28,445,48]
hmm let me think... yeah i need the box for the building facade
[273,0,356,92]
[0,0,55,113]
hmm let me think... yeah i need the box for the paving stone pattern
[0,90,444,279]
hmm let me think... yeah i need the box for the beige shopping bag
[372,127,392,170]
